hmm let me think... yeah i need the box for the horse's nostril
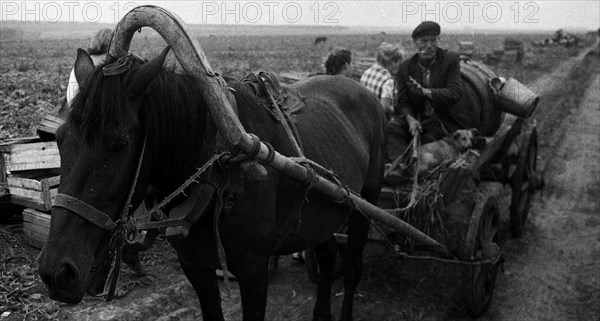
[54,262,80,290]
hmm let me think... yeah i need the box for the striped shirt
[360,63,396,101]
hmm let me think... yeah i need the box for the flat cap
[412,21,441,39]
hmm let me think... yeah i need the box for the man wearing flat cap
[385,21,464,178]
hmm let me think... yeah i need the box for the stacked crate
[0,137,60,249]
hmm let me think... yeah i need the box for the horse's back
[291,75,385,190]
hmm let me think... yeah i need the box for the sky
[1,1,598,31]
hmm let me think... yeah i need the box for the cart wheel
[463,196,500,317]
[510,127,538,238]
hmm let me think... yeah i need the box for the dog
[417,128,479,174]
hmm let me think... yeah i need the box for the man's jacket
[395,48,466,130]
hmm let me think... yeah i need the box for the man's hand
[407,76,425,95]
[407,76,432,98]
[405,114,422,135]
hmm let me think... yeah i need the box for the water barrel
[458,59,505,136]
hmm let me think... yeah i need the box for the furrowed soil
[1,35,599,321]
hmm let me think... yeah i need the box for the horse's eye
[111,138,128,152]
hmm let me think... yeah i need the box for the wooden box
[37,113,65,139]
[1,138,61,211]
[22,208,51,249]
[8,175,60,211]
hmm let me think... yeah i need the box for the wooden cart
[300,59,543,317]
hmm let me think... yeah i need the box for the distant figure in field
[324,49,353,76]
[66,28,113,106]
[314,36,327,45]
[360,42,403,119]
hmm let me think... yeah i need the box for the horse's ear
[74,48,94,88]
[128,46,171,99]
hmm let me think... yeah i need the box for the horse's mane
[69,60,209,166]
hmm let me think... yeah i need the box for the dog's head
[451,128,479,151]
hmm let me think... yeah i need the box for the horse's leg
[339,211,370,321]
[312,238,338,321]
[173,230,225,321]
[231,253,270,321]
[178,257,224,321]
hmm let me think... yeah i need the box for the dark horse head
[37,45,213,302]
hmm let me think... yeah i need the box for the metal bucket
[491,77,540,118]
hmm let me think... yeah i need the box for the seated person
[360,42,403,119]
[324,48,353,76]
[386,21,463,167]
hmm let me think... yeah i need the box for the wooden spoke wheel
[510,127,538,238]
[463,196,501,318]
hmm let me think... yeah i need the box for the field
[1,27,598,321]
[0,30,585,139]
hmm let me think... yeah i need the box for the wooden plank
[7,168,60,180]
[47,176,60,187]
[10,195,46,212]
[23,208,51,248]
[0,137,40,153]
[7,176,43,191]
[37,125,58,135]
[23,230,46,249]
[8,186,44,199]
[42,114,65,124]
[8,141,57,153]
[6,159,61,172]
[23,208,51,228]
[9,153,60,164]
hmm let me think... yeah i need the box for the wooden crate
[37,113,65,139]
[8,175,60,211]
[22,208,51,249]
[2,141,60,173]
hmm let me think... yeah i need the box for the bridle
[52,131,148,301]
[51,54,154,301]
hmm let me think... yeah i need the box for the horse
[37,44,386,320]
[315,36,328,45]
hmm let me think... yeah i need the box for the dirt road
[483,72,599,321]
